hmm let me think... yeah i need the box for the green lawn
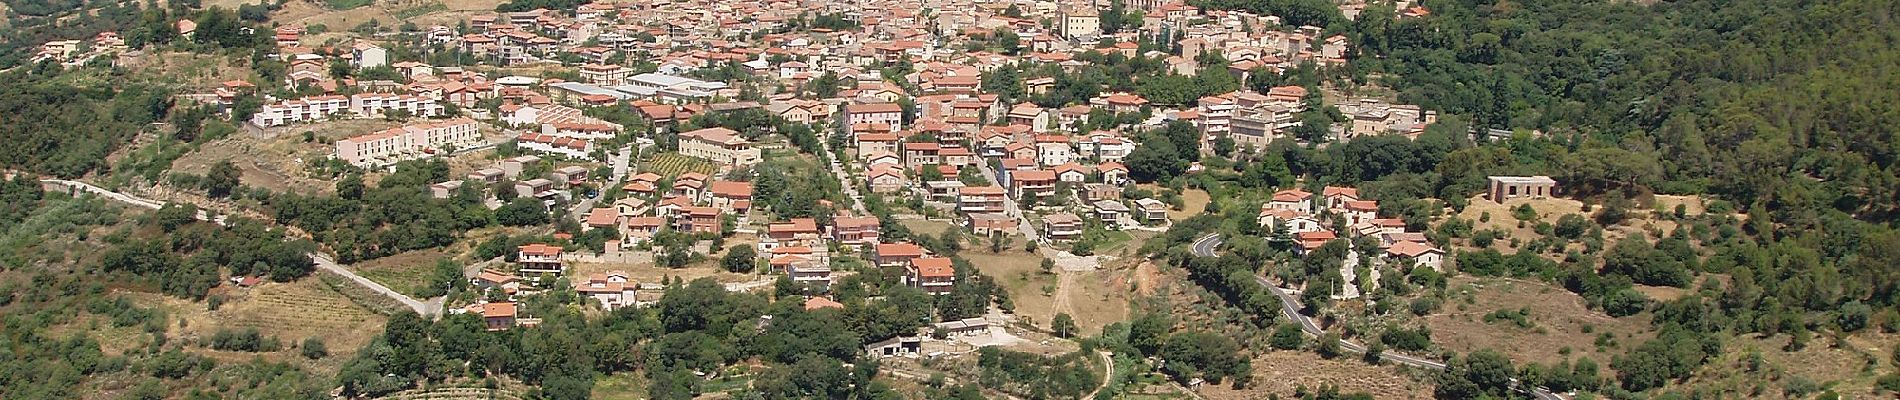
[592,372,649,400]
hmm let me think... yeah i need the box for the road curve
[42,179,441,317]
[1191,234,1558,400]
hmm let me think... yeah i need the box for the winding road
[1192,234,1561,400]
[42,179,442,317]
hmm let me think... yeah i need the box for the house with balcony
[676,206,722,234]
[1041,213,1084,242]
[1134,198,1170,223]
[905,257,956,295]
[763,218,823,251]
[832,216,881,248]
[1009,169,1058,200]
[1093,200,1130,227]
[517,243,565,276]
[957,186,1008,214]
[787,260,834,289]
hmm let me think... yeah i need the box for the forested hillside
[1347,0,1899,217]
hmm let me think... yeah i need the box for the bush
[1409,297,1441,316]
[301,337,328,359]
[207,328,279,352]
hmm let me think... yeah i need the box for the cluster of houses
[1258,186,1445,271]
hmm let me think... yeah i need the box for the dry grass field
[1169,189,1210,221]
[1668,332,1897,398]
[352,248,452,297]
[1422,276,1654,370]
[106,278,386,375]
[1200,350,1436,400]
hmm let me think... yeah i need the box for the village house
[1266,189,1316,214]
[1386,241,1446,271]
[676,206,722,234]
[517,243,565,276]
[842,102,906,130]
[875,242,927,268]
[966,213,1018,236]
[1487,176,1557,203]
[763,218,823,250]
[905,256,956,295]
[1134,198,1171,224]
[483,302,518,331]
[707,181,753,210]
[1093,200,1131,227]
[574,271,639,310]
[472,270,520,295]
[832,216,881,247]
[958,186,1008,214]
[1009,169,1058,200]
[1042,213,1084,241]
[678,127,762,168]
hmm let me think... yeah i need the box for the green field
[592,372,648,400]
[644,153,718,177]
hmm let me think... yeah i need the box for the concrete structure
[1487,176,1556,202]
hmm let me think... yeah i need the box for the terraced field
[222,279,386,359]
[644,153,718,177]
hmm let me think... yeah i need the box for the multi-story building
[832,216,881,247]
[905,257,956,295]
[957,186,1008,214]
[1061,8,1100,40]
[842,103,905,130]
[334,118,482,167]
[678,127,762,168]
[349,93,445,119]
[517,243,565,276]
[249,95,350,127]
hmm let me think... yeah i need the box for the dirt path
[1051,271,1078,318]
[41,178,442,317]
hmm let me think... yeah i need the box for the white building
[334,118,483,167]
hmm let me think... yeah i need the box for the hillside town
[6,0,1894,398]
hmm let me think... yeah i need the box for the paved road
[1191,234,1559,400]
[567,145,635,220]
[819,134,867,215]
[42,179,442,317]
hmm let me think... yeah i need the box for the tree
[496,198,551,226]
[205,160,242,198]
[1435,349,1515,399]
[1317,332,1343,359]
[1128,313,1169,356]
[1270,323,1304,350]
[336,173,365,200]
[722,244,757,273]
[1051,313,1077,338]
[153,203,199,232]
[1160,330,1250,384]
